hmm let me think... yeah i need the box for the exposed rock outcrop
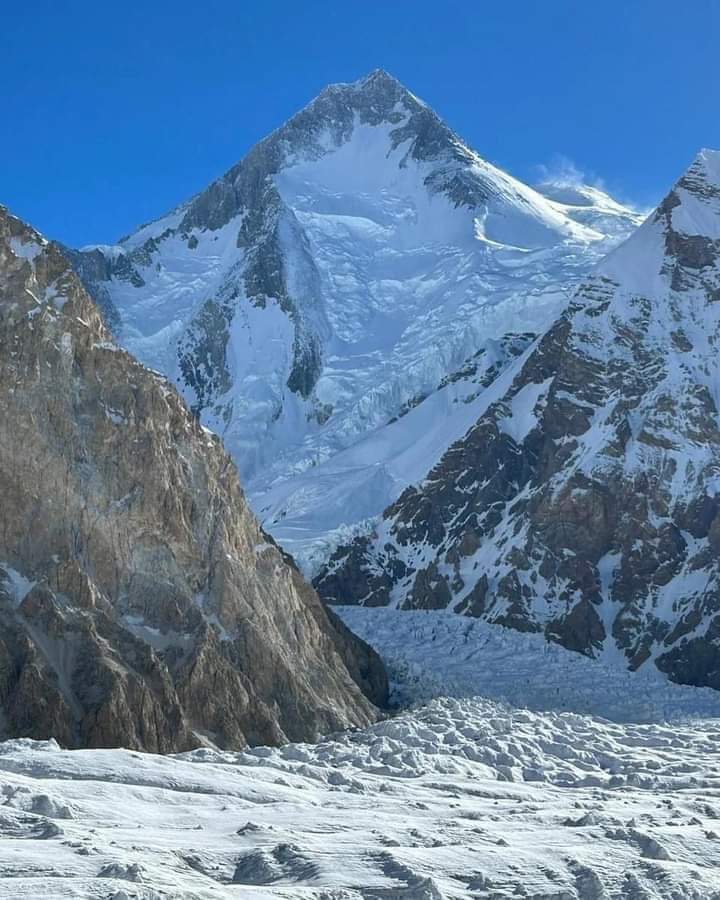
[0,206,386,751]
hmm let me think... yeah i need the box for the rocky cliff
[316,150,720,691]
[0,206,386,752]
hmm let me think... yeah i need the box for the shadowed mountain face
[316,150,720,692]
[72,69,642,574]
[0,206,386,752]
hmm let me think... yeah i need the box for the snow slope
[2,608,720,898]
[74,70,643,573]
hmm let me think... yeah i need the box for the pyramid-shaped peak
[677,147,720,199]
[355,68,405,90]
[690,147,720,175]
[654,146,720,236]
[319,68,424,108]
[596,148,720,292]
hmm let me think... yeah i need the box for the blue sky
[2,0,717,246]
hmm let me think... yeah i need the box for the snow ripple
[1,682,720,895]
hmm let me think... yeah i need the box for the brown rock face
[0,207,386,751]
[316,150,720,692]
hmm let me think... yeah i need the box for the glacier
[2,607,720,897]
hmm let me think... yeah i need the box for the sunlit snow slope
[74,69,642,572]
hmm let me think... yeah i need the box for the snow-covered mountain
[316,149,720,691]
[74,69,642,572]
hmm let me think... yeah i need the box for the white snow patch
[0,564,36,607]
[498,377,553,442]
[9,237,43,261]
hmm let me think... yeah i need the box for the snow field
[1,606,720,897]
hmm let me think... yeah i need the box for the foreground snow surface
[2,610,720,898]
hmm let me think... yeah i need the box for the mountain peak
[596,147,720,292]
[690,147,720,182]
[311,67,426,120]
[159,68,451,236]
[675,147,720,207]
[355,67,403,89]
[323,67,414,99]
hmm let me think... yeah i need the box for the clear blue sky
[2,0,717,246]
